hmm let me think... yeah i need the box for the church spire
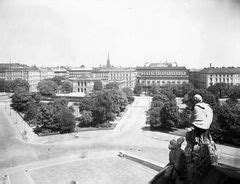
[106,53,110,68]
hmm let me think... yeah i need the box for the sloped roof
[200,67,240,74]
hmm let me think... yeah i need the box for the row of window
[210,78,233,82]
[77,82,87,86]
[138,71,186,76]
[77,88,87,92]
[210,74,233,77]
[141,80,186,85]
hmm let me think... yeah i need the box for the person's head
[193,94,203,105]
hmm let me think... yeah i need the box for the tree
[109,89,128,114]
[4,80,14,92]
[59,108,76,133]
[184,89,219,110]
[207,83,229,98]
[228,85,240,99]
[24,103,39,121]
[158,89,176,102]
[92,90,116,124]
[37,80,58,97]
[0,79,5,92]
[11,88,41,112]
[210,103,240,146]
[160,101,180,129]
[152,93,169,103]
[78,110,93,127]
[133,83,143,95]
[49,76,64,86]
[93,81,103,91]
[122,87,134,104]
[35,103,57,132]
[147,106,163,128]
[79,96,95,112]
[105,82,119,90]
[61,80,73,93]
[11,78,30,92]
[148,84,160,96]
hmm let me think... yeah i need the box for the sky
[0,0,240,68]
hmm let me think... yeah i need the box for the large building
[189,66,240,88]
[136,62,189,88]
[0,67,41,92]
[70,73,98,94]
[54,68,69,78]
[92,55,137,89]
[39,67,55,80]
[68,67,92,78]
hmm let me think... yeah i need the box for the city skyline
[0,0,240,68]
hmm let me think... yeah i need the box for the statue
[150,94,218,184]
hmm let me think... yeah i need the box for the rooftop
[200,67,240,74]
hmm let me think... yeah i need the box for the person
[150,94,218,184]
[184,94,218,184]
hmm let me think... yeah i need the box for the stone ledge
[118,152,164,172]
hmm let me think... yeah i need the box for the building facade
[92,54,137,89]
[136,63,189,87]
[68,67,92,78]
[190,67,240,88]
[39,68,55,80]
[92,67,137,89]
[1,68,41,92]
[54,69,69,78]
[70,77,98,94]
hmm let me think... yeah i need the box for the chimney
[209,63,212,68]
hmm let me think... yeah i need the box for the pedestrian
[184,94,218,184]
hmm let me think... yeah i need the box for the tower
[106,53,110,68]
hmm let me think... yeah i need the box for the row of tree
[133,83,195,97]
[146,82,240,147]
[146,89,181,129]
[0,76,73,95]
[207,82,240,99]
[11,87,76,134]
[37,76,73,97]
[77,83,134,128]
[0,78,30,92]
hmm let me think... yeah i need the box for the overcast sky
[0,0,240,68]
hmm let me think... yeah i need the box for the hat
[194,94,203,102]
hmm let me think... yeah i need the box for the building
[92,54,137,89]
[54,68,69,78]
[68,67,92,78]
[70,74,98,94]
[136,62,189,89]
[190,66,240,88]
[39,68,55,80]
[1,67,40,92]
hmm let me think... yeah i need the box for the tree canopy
[105,82,119,90]
[61,80,73,93]
[93,80,103,91]
[37,80,58,97]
